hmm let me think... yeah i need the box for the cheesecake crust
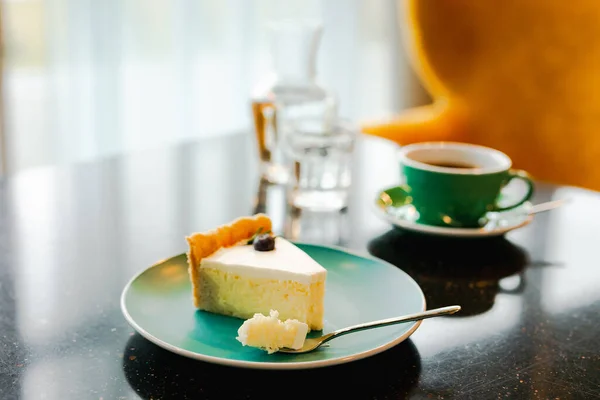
[185,214,272,308]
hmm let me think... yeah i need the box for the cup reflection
[367,230,529,316]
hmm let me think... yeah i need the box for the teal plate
[121,243,426,370]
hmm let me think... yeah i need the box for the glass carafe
[250,20,336,185]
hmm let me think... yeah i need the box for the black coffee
[426,161,478,169]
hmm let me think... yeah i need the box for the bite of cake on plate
[185,214,327,331]
[236,309,308,354]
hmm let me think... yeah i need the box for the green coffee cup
[398,142,535,228]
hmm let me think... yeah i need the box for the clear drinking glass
[283,117,357,212]
[250,20,336,185]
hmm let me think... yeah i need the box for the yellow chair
[363,0,600,192]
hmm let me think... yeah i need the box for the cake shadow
[367,229,529,316]
[122,332,421,400]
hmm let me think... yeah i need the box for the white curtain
[2,0,414,174]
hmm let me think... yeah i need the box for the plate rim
[120,242,426,370]
[373,185,534,237]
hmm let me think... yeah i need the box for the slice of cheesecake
[186,214,327,331]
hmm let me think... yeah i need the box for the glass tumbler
[283,117,357,212]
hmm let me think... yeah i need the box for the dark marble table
[0,132,599,399]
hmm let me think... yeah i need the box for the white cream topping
[201,237,326,284]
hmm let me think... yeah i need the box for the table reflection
[283,206,350,247]
[367,230,529,316]
[367,230,533,359]
[252,176,351,247]
[122,332,422,399]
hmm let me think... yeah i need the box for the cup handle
[498,272,526,294]
[492,169,535,212]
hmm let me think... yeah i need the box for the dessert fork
[279,305,461,354]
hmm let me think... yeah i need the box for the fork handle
[322,305,461,344]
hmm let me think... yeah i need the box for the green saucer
[121,243,426,370]
[374,185,534,238]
